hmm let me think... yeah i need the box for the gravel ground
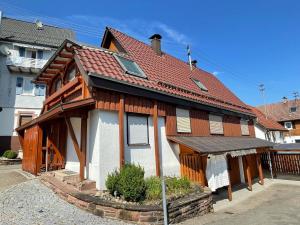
[0,179,130,225]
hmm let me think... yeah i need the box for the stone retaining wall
[41,177,213,224]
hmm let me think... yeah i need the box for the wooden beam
[80,115,88,181]
[53,59,68,65]
[64,117,83,180]
[119,94,125,168]
[226,156,233,201]
[45,69,59,74]
[59,52,73,59]
[245,156,252,191]
[256,154,264,185]
[153,100,161,177]
[49,64,64,70]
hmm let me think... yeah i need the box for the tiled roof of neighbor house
[257,99,300,122]
[0,17,74,47]
[249,106,286,131]
[273,143,300,151]
[75,27,254,116]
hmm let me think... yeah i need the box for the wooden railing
[261,153,300,175]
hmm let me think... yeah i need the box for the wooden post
[256,154,264,185]
[119,94,125,168]
[153,100,161,177]
[245,156,252,191]
[80,115,88,181]
[270,152,277,178]
[226,155,233,201]
[65,117,84,180]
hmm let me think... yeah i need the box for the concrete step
[53,170,81,183]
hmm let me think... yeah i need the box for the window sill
[127,143,150,147]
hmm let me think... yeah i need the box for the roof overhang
[272,143,300,152]
[167,136,274,154]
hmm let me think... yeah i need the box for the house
[249,106,286,143]
[16,27,274,200]
[0,12,74,154]
[257,99,300,143]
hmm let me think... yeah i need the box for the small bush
[166,176,191,194]
[2,150,17,159]
[118,164,146,202]
[145,176,162,201]
[106,170,120,195]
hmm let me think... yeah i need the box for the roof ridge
[2,16,72,31]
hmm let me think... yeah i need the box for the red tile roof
[257,100,300,122]
[249,106,286,131]
[75,27,254,116]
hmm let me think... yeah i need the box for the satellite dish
[0,45,11,56]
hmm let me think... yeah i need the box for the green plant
[2,150,18,159]
[166,176,191,194]
[145,176,162,200]
[118,164,146,202]
[106,170,120,195]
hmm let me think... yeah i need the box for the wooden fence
[261,152,300,175]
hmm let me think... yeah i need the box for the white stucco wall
[254,124,284,143]
[284,135,300,143]
[254,125,266,140]
[85,110,180,190]
[65,117,81,173]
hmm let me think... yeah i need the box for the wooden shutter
[176,108,191,133]
[240,119,249,135]
[209,114,224,134]
[127,114,149,145]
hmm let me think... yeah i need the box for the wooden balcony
[287,129,300,136]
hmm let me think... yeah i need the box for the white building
[250,106,286,143]
[0,13,74,153]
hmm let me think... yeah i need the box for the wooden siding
[223,115,242,136]
[243,154,258,181]
[22,125,42,175]
[228,156,241,185]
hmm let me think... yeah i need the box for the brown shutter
[19,115,33,126]
[209,114,224,134]
[176,108,191,133]
[240,119,250,135]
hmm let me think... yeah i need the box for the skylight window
[192,78,208,92]
[114,55,146,78]
[290,106,297,113]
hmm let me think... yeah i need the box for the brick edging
[40,178,213,224]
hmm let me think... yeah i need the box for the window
[284,121,293,130]
[34,84,46,96]
[295,140,300,143]
[240,119,250,135]
[176,108,191,133]
[54,79,62,92]
[19,115,32,126]
[37,50,43,59]
[23,78,34,95]
[16,77,23,95]
[290,107,297,113]
[127,114,149,145]
[66,66,76,81]
[192,78,208,92]
[114,55,146,78]
[209,114,224,134]
[19,47,25,57]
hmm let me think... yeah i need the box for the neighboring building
[17,28,273,200]
[249,106,286,143]
[257,99,300,143]
[0,12,74,153]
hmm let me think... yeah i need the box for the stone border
[0,157,22,165]
[40,176,213,224]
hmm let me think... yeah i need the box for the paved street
[0,164,28,192]
[182,183,300,225]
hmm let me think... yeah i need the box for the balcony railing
[6,56,48,69]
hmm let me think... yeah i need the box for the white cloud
[212,71,223,76]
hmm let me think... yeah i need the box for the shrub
[166,176,191,194]
[105,164,146,202]
[2,150,17,159]
[106,170,120,196]
[145,176,162,201]
[117,164,146,202]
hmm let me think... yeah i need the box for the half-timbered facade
[16,27,274,200]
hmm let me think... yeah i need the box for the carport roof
[273,143,300,151]
[167,136,274,154]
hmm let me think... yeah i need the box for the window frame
[126,113,150,146]
[191,78,208,92]
[209,114,224,135]
[114,55,147,79]
[19,114,33,126]
[290,107,297,113]
[240,118,250,136]
[19,77,34,96]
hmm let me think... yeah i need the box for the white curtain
[205,154,229,192]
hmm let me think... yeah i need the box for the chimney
[149,34,162,55]
[282,96,288,104]
[191,60,197,67]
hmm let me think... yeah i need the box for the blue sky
[1,0,300,106]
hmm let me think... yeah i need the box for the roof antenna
[259,84,268,119]
[187,45,193,71]
[293,91,299,101]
